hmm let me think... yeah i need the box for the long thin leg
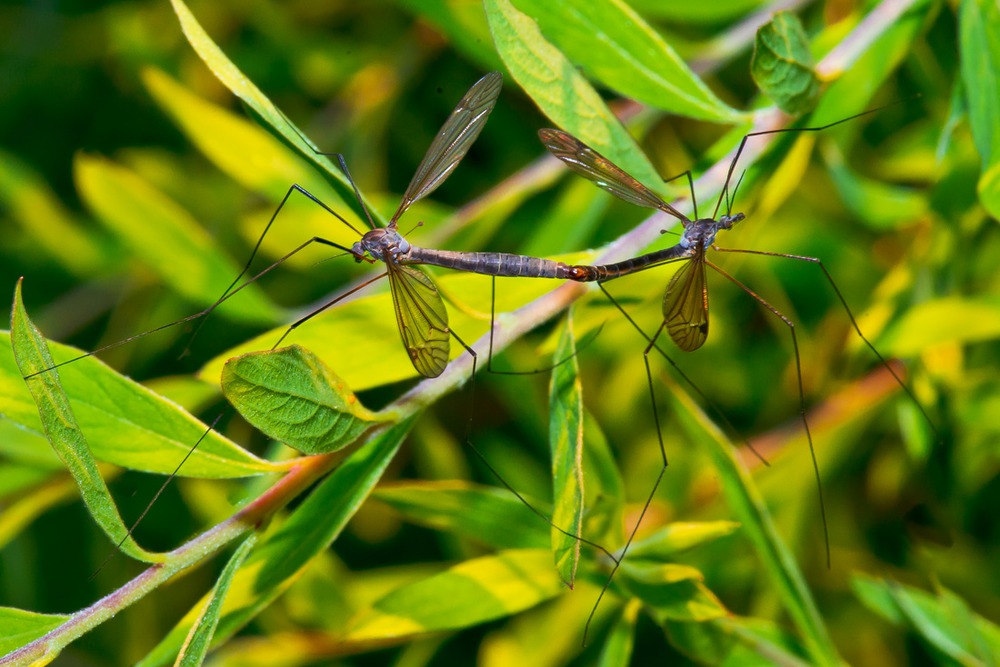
[597,284,769,465]
[182,183,365,354]
[405,275,622,571]
[713,106,894,219]
[270,271,388,349]
[661,168,697,227]
[704,258,831,568]
[24,235,355,379]
[714,247,936,433]
[581,308,673,643]
[484,276,592,376]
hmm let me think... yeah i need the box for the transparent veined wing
[663,252,709,351]
[390,71,503,224]
[386,263,451,377]
[539,129,689,224]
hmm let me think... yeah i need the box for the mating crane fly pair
[23,69,929,646]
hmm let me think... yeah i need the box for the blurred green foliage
[1,0,998,665]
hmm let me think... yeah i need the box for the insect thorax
[353,227,411,262]
[681,213,744,249]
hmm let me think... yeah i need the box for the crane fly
[18,71,622,629]
[539,118,936,623]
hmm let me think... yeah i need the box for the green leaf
[10,279,163,563]
[547,316,583,587]
[514,0,742,123]
[879,297,1000,356]
[661,373,840,665]
[253,418,412,592]
[136,420,412,666]
[751,11,820,115]
[627,521,741,561]
[0,607,71,661]
[175,533,258,667]
[222,346,390,454]
[853,574,1000,664]
[0,330,282,478]
[960,0,1000,218]
[581,408,625,545]
[345,549,564,641]
[169,0,380,227]
[484,0,663,188]
[666,616,808,665]
[628,0,765,23]
[618,561,727,623]
[825,145,928,230]
[74,154,279,325]
[597,599,639,667]
[372,480,549,550]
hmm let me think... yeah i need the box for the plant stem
[0,451,343,666]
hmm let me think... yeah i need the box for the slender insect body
[403,245,578,278]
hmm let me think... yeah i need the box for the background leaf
[959,0,1000,218]
[751,11,820,115]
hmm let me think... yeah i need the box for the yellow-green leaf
[548,316,583,587]
[346,549,564,641]
[74,154,279,324]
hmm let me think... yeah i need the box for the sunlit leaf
[0,149,114,277]
[199,270,561,391]
[345,549,564,641]
[514,0,743,123]
[74,154,279,324]
[0,330,283,478]
[880,297,1000,356]
[627,521,740,562]
[618,561,727,623]
[169,0,382,227]
[628,0,765,23]
[484,0,663,188]
[142,68,364,246]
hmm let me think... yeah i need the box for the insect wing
[538,129,689,223]
[663,252,709,351]
[386,263,450,377]
[390,71,503,224]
